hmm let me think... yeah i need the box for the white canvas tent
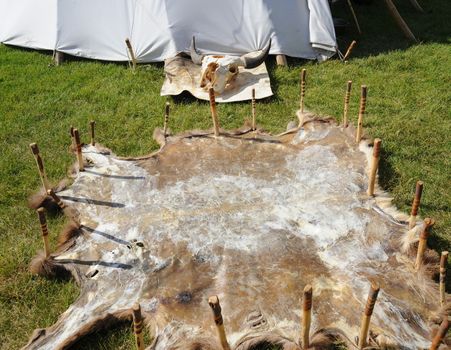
[0,0,337,62]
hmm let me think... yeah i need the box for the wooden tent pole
[383,0,418,42]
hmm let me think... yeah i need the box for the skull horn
[190,36,204,65]
[239,39,271,69]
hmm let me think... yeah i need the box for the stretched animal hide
[24,116,447,349]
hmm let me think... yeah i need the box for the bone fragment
[30,143,50,192]
[355,85,367,143]
[358,282,380,349]
[408,181,423,229]
[37,207,51,258]
[208,296,230,350]
[367,138,381,196]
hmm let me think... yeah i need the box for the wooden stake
[439,251,448,307]
[300,69,307,114]
[125,38,137,70]
[73,128,84,171]
[37,208,51,258]
[276,54,287,66]
[383,0,418,42]
[343,41,357,61]
[358,282,380,349]
[70,126,76,152]
[429,317,449,350]
[47,189,66,210]
[163,102,170,137]
[208,88,220,137]
[415,218,435,270]
[30,143,50,191]
[89,120,96,146]
[408,0,424,13]
[408,181,423,229]
[301,284,313,349]
[208,296,230,350]
[54,51,65,66]
[343,80,352,127]
[251,88,256,131]
[355,85,367,143]
[346,0,362,34]
[367,138,382,196]
[132,303,145,350]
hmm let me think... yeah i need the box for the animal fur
[29,251,69,278]
[57,221,82,246]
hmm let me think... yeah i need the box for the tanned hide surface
[24,117,447,349]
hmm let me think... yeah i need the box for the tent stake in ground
[208,296,230,350]
[343,41,357,61]
[125,38,137,71]
[408,181,423,229]
[301,284,313,349]
[343,80,352,127]
[37,208,51,258]
[209,88,220,137]
[90,120,96,146]
[439,251,448,307]
[358,282,380,349]
[355,85,367,143]
[415,218,435,270]
[163,102,170,137]
[276,54,287,66]
[300,69,307,114]
[429,317,449,350]
[73,128,84,171]
[132,303,145,350]
[30,143,50,192]
[251,88,256,131]
[367,138,382,196]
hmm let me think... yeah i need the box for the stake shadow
[60,195,125,208]
[56,259,133,270]
[84,169,145,180]
[82,225,131,246]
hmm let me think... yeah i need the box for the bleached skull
[190,37,271,94]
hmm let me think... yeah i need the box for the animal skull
[190,37,271,94]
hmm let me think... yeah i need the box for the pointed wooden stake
[301,284,313,349]
[367,139,382,196]
[300,69,307,114]
[208,296,230,350]
[132,303,145,350]
[355,85,367,143]
[251,88,256,131]
[37,208,51,258]
[163,102,170,137]
[70,126,76,151]
[346,0,362,34]
[343,41,357,61]
[408,181,423,229]
[415,218,435,270]
[73,128,84,171]
[47,189,66,210]
[343,80,352,127]
[30,143,50,192]
[125,38,137,71]
[209,88,220,137]
[439,251,448,307]
[90,120,96,146]
[429,317,449,350]
[358,282,380,349]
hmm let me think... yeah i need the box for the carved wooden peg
[37,208,51,258]
[300,69,307,114]
[251,88,256,131]
[89,120,96,146]
[415,218,435,270]
[355,85,367,143]
[367,138,382,196]
[30,143,50,192]
[439,251,448,307]
[73,128,84,172]
[164,102,170,137]
[343,40,357,61]
[70,126,76,151]
[408,180,423,229]
[358,282,380,349]
[132,303,145,350]
[429,317,449,350]
[343,80,352,127]
[301,284,313,349]
[125,38,137,70]
[47,189,66,210]
[209,88,220,137]
[208,295,230,350]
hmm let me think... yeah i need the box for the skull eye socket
[228,66,237,74]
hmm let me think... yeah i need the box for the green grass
[0,1,450,348]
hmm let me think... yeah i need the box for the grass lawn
[0,1,450,349]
